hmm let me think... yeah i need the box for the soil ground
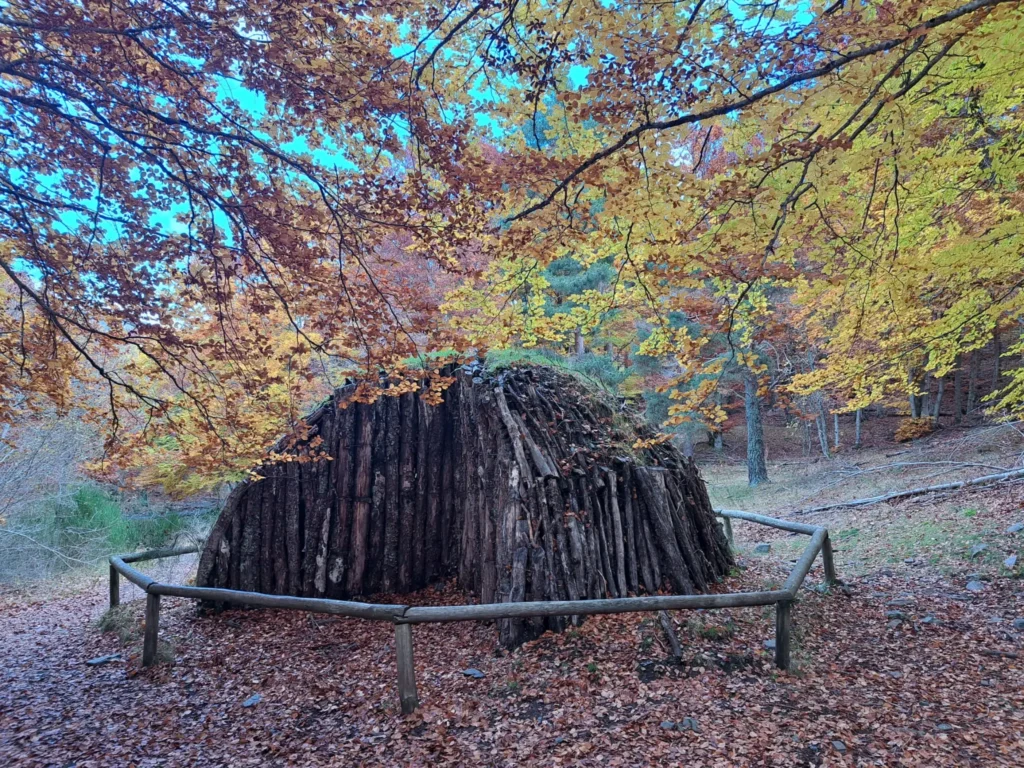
[1,427,1022,766]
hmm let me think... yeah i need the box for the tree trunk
[932,377,945,425]
[952,358,964,425]
[908,367,924,418]
[854,408,863,448]
[574,327,586,358]
[199,366,732,648]
[967,349,982,417]
[992,327,1001,389]
[679,432,695,459]
[811,393,832,459]
[744,369,769,486]
[832,412,840,451]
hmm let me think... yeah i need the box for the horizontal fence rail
[107,511,837,714]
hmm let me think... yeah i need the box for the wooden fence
[108,510,837,714]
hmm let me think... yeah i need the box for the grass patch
[3,483,210,583]
[96,604,140,644]
[685,616,737,642]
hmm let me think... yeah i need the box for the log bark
[199,365,731,647]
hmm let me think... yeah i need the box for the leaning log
[197,363,732,647]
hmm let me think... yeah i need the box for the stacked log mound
[197,364,732,646]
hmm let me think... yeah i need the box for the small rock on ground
[754,543,771,554]
[966,580,985,593]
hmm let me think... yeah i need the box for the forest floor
[1,430,1023,766]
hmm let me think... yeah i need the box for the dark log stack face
[197,365,732,647]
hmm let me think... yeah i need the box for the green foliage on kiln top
[483,347,629,395]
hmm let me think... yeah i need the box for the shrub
[894,418,934,442]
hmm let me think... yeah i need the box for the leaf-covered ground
[2,486,1023,766]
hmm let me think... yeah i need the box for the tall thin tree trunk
[815,395,832,460]
[992,327,1001,389]
[680,432,694,458]
[967,349,982,416]
[854,408,862,448]
[952,357,964,425]
[744,370,769,486]
[816,413,831,459]
[574,327,586,358]
[832,412,840,451]
[932,377,944,425]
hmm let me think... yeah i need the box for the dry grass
[702,420,1023,515]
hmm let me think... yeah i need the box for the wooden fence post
[821,535,837,587]
[109,564,120,610]
[775,599,792,670]
[143,592,160,666]
[394,622,419,714]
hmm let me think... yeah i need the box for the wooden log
[401,588,787,623]
[284,461,301,595]
[259,473,276,593]
[619,462,639,594]
[716,509,819,536]
[635,468,693,593]
[270,466,288,593]
[382,395,401,591]
[658,610,683,660]
[150,581,408,620]
[413,396,429,587]
[327,404,355,597]
[493,385,536,488]
[589,473,616,597]
[143,592,160,667]
[821,534,837,587]
[395,622,419,715]
[239,484,261,593]
[606,469,628,597]
[397,392,416,592]
[775,600,792,670]
[121,546,199,564]
[782,527,827,596]
[367,400,388,594]
[109,564,119,609]
[346,402,374,595]
[635,494,659,593]
[424,398,444,583]
[195,483,246,587]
